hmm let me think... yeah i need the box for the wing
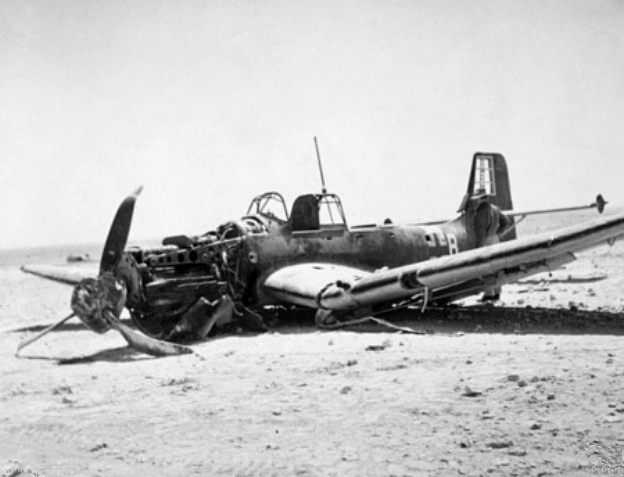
[264,212,624,310]
[21,263,98,286]
[264,263,372,308]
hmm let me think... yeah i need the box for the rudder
[462,152,517,241]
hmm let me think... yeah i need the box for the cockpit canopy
[247,191,348,232]
[246,192,289,224]
[290,194,347,231]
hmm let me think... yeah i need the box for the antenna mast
[314,136,327,194]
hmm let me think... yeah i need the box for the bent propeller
[17,187,194,358]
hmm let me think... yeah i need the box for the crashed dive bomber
[21,152,623,356]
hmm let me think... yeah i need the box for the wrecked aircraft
[20,151,618,357]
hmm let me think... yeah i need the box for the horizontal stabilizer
[506,194,607,219]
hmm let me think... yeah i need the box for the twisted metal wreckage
[18,149,619,357]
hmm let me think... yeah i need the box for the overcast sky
[1,0,623,249]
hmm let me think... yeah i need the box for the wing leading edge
[264,212,624,311]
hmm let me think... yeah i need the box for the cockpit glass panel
[247,192,289,223]
[318,194,347,228]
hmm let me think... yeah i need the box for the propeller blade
[103,310,194,357]
[15,313,76,356]
[100,186,143,274]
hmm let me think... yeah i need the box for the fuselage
[127,191,488,333]
[237,212,475,306]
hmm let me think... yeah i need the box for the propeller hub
[71,275,126,334]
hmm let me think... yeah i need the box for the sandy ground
[2,242,624,476]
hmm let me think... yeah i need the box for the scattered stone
[508,449,527,457]
[161,377,195,387]
[272,411,282,416]
[507,374,520,382]
[377,363,408,371]
[530,422,542,430]
[487,441,513,449]
[52,385,73,395]
[462,386,482,397]
[547,394,555,400]
[328,340,334,346]
[466,359,473,365]
[517,380,527,388]
[340,386,352,394]
[90,443,108,452]
[61,396,74,404]
[346,359,357,366]
[366,344,387,351]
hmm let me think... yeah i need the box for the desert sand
[2,216,624,476]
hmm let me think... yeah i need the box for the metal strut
[421,287,430,313]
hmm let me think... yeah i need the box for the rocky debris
[487,440,513,449]
[376,363,408,371]
[319,360,360,374]
[52,385,73,395]
[90,442,108,452]
[366,339,391,352]
[160,377,195,387]
[160,377,199,393]
[462,386,482,397]
[508,449,528,457]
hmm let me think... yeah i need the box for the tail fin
[460,152,517,241]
